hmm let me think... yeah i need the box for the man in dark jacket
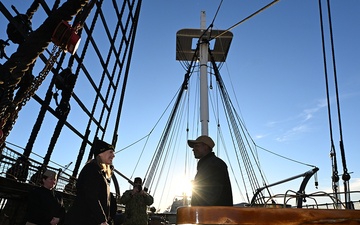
[188,135,233,206]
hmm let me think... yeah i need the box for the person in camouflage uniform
[120,177,154,225]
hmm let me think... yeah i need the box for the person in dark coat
[25,169,65,225]
[188,135,233,206]
[65,139,115,225]
[120,177,154,225]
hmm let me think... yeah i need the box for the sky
[1,0,360,212]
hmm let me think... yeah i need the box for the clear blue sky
[1,0,359,211]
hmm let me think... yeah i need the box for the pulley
[55,101,70,117]
[52,21,81,55]
[6,14,32,44]
[54,68,75,90]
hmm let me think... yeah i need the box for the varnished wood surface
[176,206,360,225]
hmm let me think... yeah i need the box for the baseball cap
[188,135,215,148]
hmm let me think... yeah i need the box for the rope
[26,0,41,20]
[317,0,340,197]
[324,0,352,208]
[51,0,61,12]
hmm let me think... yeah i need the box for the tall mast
[199,11,209,135]
[176,12,232,137]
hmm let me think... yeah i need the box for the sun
[175,175,193,197]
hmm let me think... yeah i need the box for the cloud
[301,98,327,122]
[254,133,268,140]
[274,98,327,142]
[275,124,309,142]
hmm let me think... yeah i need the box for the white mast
[199,11,209,136]
[176,13,232,137]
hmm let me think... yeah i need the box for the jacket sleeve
[144,193,154,206]
[119,190,132,204]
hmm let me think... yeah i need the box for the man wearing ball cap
[188,135,233,206]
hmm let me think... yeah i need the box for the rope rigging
[143,66,195,192]
[208,48,265,203]
[0,0,105,191]
[317,0,339,202]
[318,0,352,209]
[0,0,144,214]
[0,0,90,147]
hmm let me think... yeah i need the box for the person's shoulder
[209,154,227,168]
[122,190,132,194]
[29,185,42,194]
[120,190,132,198]
[78,160,99,177]
[81,159,98,170]
[29,186,50,198]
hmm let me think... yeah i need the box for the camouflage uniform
[120,189,154,225]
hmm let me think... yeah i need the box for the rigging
[318,0,352,209]
[211,0,280,41]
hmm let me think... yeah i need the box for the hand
[50,217,60,225]
[132,188,138,195]
[100,222,108,225]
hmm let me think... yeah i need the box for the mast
[175,11,232,208]
[199,11,209,135]
[176,12,232,136]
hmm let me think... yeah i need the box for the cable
[211,0,280,41]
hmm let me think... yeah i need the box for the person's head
[42,169,57,190]
[93,139,115,165]
[150,206,156,213]
[187,135,215,159]
[133,177,143,191]
[134,177,142,185]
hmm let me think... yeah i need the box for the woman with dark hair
[25,169,65,225]
[65,139,115,225]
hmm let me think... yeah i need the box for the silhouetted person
[188,135,233,206]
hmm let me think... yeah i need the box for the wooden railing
[176,206,360,225]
